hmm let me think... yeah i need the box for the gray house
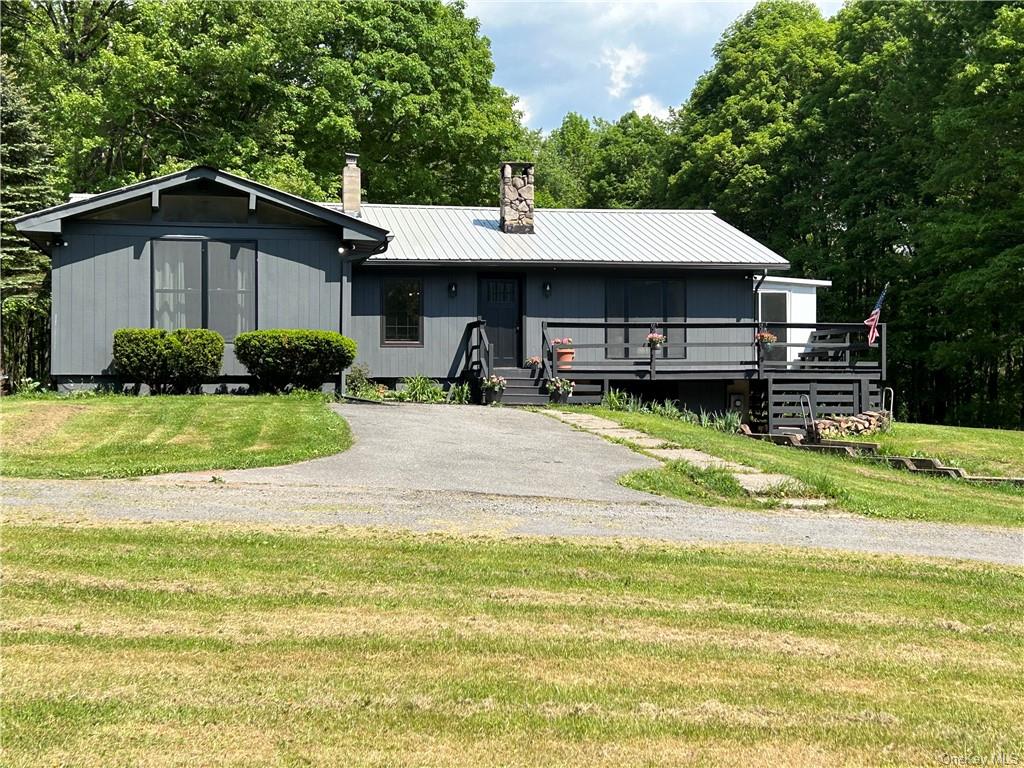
[14,158,886,430]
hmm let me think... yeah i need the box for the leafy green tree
[587,112,669,209]
[0,55,60,385]
[535,112,596,208]
[662,0,835,240]
[9,0,524,203]
[804,1,1003,424]
[914,4,1024,425]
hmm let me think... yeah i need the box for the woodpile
[816,410,891,437]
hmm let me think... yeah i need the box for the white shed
[755,276,832,362]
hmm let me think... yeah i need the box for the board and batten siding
[52,220,344,377]
[352,267,756,379]
[524,271,754,366]
[349,268,478,379]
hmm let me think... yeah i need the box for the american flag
[863,283,889,346]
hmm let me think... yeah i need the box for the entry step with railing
[494,368,604,406]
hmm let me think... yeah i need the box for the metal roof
[323,203,789,270]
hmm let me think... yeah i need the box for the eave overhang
[13,166,391,256]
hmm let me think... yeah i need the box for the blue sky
[465,0,840,131]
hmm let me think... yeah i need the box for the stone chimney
[499,161,534,234]
[342,153,361,215]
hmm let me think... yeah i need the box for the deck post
[880,323,887,380]
[649,323,657,381]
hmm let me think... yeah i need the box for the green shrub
[346,363,372,393]
[401,375,445,403]
[234,329,357,392]
[166,329,224,393]
[113,328,225,393]
[113,329,171,393]
[447,381,471,404]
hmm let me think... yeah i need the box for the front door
[479,277,521,367]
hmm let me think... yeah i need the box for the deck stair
[493,368,604,406]
[494,367,549,406]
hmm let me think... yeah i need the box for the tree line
[1,0,1020,427]
[532,1,1022,428]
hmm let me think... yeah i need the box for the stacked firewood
[815,410,891,437]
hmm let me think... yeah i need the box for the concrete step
[501,394,550,405]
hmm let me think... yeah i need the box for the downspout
[753,269,767,325]
[337,234,392,394]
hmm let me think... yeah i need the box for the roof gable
[14,166,391,253]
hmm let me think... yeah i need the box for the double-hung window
[381,278,423,346]
[152,239,256,341]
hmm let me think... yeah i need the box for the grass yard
[837,421,1024,478]
[2,519,1022,767]
[583,409,1024,528]
[0,394,351,478]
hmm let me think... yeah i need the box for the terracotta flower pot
[556,348,575,368]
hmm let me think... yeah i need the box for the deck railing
[541,321,886,380]
[464,319,493,380]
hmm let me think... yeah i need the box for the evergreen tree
[1,55,59,385]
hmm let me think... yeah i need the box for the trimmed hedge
[112,328,224,394]
[166,329,225,393]
[113,329,171,393]
[234,329,357,392]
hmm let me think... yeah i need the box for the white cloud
[514,94,534,126]
[631,93,670,120]
[600,43,648,98]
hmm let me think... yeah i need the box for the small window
[82,196,153,222]
[382,278,423,345]
[256,200,328,228]
[162,193,249,223]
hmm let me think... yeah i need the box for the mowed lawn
[0,394,351,478]
[584,409,1024,528]
[2,519,1022,767]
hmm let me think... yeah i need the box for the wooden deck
[540,321,886,382]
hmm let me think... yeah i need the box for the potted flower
[646,332,666,349]
[524,355,542,369]
[480,374,506,404]
[552,337,574,366]
[755,330,778,353]
[548,377,575,403]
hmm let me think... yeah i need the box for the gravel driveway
[157,403,660,501]
[3,403,1021,566]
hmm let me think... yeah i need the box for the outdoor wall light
[448,281,458,298]
[543,280,552,297]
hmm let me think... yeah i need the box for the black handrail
[464,318,493,381]
[540,322,553,381]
